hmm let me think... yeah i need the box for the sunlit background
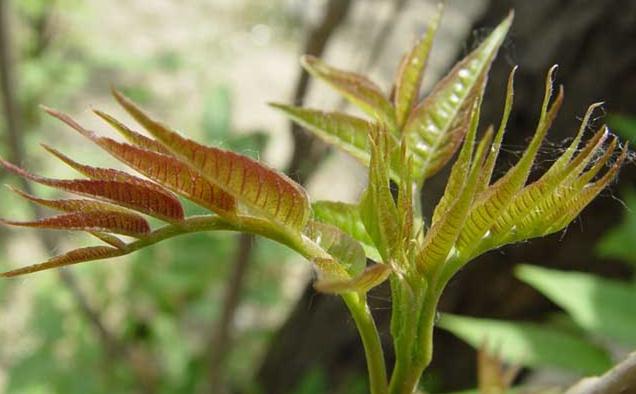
[1,1,635,393]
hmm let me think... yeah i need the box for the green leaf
[609,114,636,143]
[530,138,625,237]
[516,265,636,346]
[597,188,636,267]
[454,66,563,257]
[458,92,627,261]
[418,101,488,275]
[359,128,400,262]
[313,263,391,294]
[304,221,366,277]
[271,104,371,165]
[493,132,625,247]
[312,200,381,261]
[438,313,612,375]
[404,12,513,182]
[304,219,389,294]
[301,55,396,128]
[476,67,516,194]
[393,4,443,129]
[430,99,482,225]
[396,140,416,255]
[484,108,605,246]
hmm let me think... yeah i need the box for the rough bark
[286,0,354,185]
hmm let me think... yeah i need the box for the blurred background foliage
[0,0,635,393]
[1,1,300,392]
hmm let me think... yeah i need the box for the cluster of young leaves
[439,108,636,394]
[277,9,625,279]
[2,86,293,394]
[277,5,624,306]
[273,7,626,391]
[0,88,390,297]
[0,6,628,393]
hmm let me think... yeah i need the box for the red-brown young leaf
[8,185,132,215]
[93,109,172,155]
[97,140,237,215]
[42,144,175,197]
[90,232,127,249]
[41,145,187,220]
[1,246,124,277]
[113,89,311,231]
[8,186,131,248]
[45,109,237,215]
[0,158,184,222]
[0,211,150,238]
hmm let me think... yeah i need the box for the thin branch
[286,0,354,185]
[565,352,636,394]
[204,1,354,393]
[363,0,410,71]
[333,0,409,117]
[0,0,24,166]
[0,1,155,392]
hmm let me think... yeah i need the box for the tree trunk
[257,1,636,392]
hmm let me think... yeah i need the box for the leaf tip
[45,107,96,140]
[300,54,317,68]
[510,64,519,77]
[111,87,132,110]
[92,108,108,119]
[546,65,559,87]
[504,9,515,25]
[267,102,286,111]
[39,104,59,117]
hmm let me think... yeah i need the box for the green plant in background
[0,7,628,394]
[438,264,636,393]
[597,188,636,268]
[599,114,636,267]
[609,114,636,146]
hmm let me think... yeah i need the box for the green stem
[344,293,389,394]
[153,216,391,393]
[389,287,439,394]
[284,225,389,394]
